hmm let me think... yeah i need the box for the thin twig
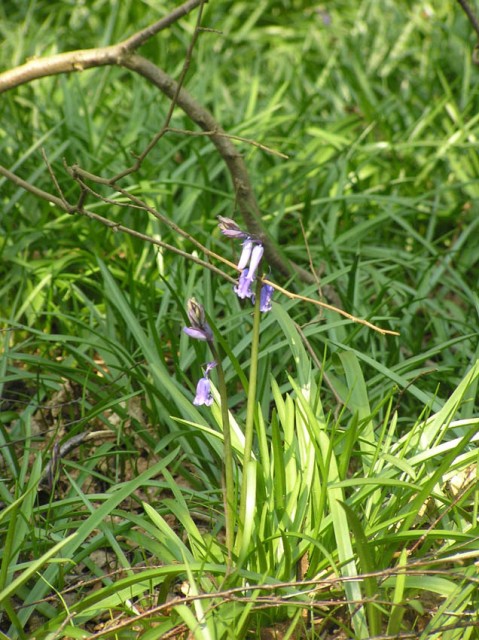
[0,13,310,284]
[0,161,397,335]
[164,126,289,159]
[294,321,344,411]
[41,148,69,207]
[263,277,399,336]
[456,0,479,38]
[0,163,236,283]
[111,0,208,181]
[121,0,205,51]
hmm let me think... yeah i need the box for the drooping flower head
[183,298,213,342]
[234,268,254,299]
[258,284,274,312]
[193,361,217,407]
[193,377,213,406]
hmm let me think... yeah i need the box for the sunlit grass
[1,0,479,638]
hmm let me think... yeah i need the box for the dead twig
[0,1,315,285]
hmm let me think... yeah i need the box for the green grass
[1,0,479,638]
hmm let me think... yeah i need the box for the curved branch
[123,54,316,282]
[0,161,396,334]
[456,0,479,39]
[0,4,317,286]
[0,164,236,283]
[0,0,203,92]
[0,46,119,92]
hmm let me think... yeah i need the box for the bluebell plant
[183,298,217,406]
[255,282,274,312]
[182,216,275,559]
[182,216,397,562]
[183,218,273,409]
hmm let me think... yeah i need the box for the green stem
[236,277,262,552]
[209,342,235,568]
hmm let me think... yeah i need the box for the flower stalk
[209,343,235,566]
[236,275,263,554]
[183,298,235,565]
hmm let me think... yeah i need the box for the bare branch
[0,6,310,284]
[164,127,289,159]
[111,0,208,181]
[0,46,120,92]
[0,163,236,283]
[0,164,69,211]
[0,0,204,92]
[0,159,397,335]
[456,0,479,39]
[121,0,205,51]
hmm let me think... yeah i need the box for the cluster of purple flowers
[218,216,273,312]
[183,218,274,406]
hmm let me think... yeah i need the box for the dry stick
[164,126,289,159]
[40,431,115,489]
[41,148,69,208]
[0,13,313,285]
[456,0,479,38]
[263,277,399,335]
[25,554,479,609]
[0,162,398,335]
[0,164,236,284]
[68,163,231,267]
[111,0,208,182]
[408,478,478,556]
[76,564,479,639]
[294,321,344,410]
[0,0,204,92]
[29,549,479,607]
[121,0,205,50]
[0,6,398,333]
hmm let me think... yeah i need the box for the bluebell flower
[237,238,253,270]
[218,217,267,303]
[233,244,264,302]
[183,298,213,342]
[193,376,213,406]
[258,283,274,312]
[247,244,264,280]
[234,268,254,299]
[192,361,216,407]
[183,326,212,341]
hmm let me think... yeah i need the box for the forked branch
[0,2,399,335]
